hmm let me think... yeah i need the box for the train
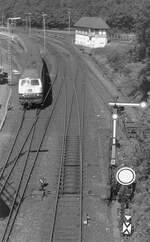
[18,68,44,107]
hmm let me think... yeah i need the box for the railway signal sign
[125,215,131,220]
[123,214,132,235]
[123,222,132,235]
[116,167,136,185]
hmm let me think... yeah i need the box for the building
[74,17,109,48]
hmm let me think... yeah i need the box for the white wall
[75,33,107,48]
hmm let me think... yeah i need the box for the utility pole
[1,12,4,26]
[7,17,21,85]
[28,13,32,37]
[26,16,28,32]
[68,10,71,33]
[7,19,12,85]
[42,13,47,53]
[25,13,32,37]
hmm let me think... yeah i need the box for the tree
[135,0,150,59]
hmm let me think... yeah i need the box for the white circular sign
[140,101,147,108]
[116,167,136,185]
[112,113,118,119]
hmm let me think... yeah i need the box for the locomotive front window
[31,79,39,85]
[21,79,29,85]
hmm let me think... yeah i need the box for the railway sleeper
[63,183,80,188]
[63,178,80,183]
[63,177,80,182]
[64,152,80,157]
[65,135,80,140]
[63,177,80,180]
[60,186,80,193]
[65,144,79,147]
[1,188,17,205]
[54,231,79,236]
[65,141,80,145]
[57,195,80,201]
[62,191,80,195]
[63,181,80,185]
[64,152,80,155]
[64,171,80,176]
[63,176,80,181]
[53,236,79,242]
[64,164,80,167]
[64,157,80,160]
[54,218,80,226]
[64,160,80,165]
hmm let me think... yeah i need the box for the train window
[21,79,29,85]
[31,79,40,85]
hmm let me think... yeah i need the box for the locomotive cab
[18,69,44,107]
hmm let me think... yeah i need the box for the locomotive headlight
[39,87,42,93]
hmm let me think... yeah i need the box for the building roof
[74,17,109,29]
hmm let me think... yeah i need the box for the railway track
[31,34,86,241]
[49,70,85,241]
[0,80,65,241]
[35,31,136,241]
[0,53,66,241]
[31,31,147,241]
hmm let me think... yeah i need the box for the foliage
[107,50,127,72]
[135,0,150,60]
[0,0,146,31]
[131,125,150,239]
[106,43,133,73]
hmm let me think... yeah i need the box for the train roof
[20,68,40,79]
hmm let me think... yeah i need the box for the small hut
[74,17,110,48]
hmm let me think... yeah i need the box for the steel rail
[34,31,138,242]
[0,109,26,179]
[1,75,65,242]
[1,112,37,241]
[74,78,86,242]
[49,86,75,241]
[49,83,68,241]
[42,30,122,111]
[74,81,83,242]
[49,63,85,241]
[0,109,39,196]
[42,32,85,241]
[50,90,77,242]
[0,51,64,241]
[49,56,79,242]
[0,52,60,196]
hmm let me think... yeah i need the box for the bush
[107,50,128,72]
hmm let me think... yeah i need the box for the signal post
[108,100,147,166]
[108,100,147,236]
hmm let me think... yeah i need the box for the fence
[110,33,136,42]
